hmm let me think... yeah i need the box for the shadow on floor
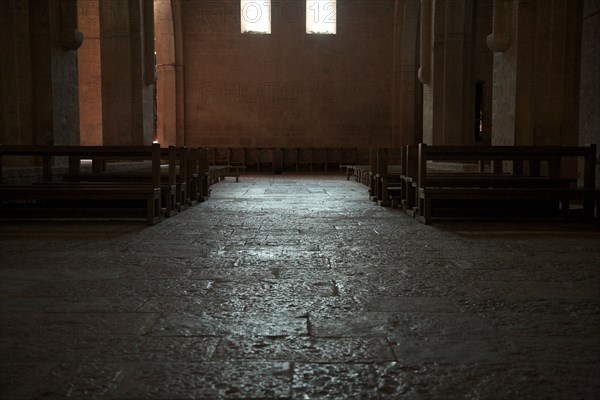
[0,220,146,241]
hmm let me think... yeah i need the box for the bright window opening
[241,1,271,34]
[306,0,336,34]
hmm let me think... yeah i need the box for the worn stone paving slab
[0,312,159,338]
[116,361,292,399]
[0,297,56,312]
[490,312,600,337]
[214,336,395,363]
[310,311,498,341]
[389,339,504,364]
[365,296,460,313]
[1,336,220,364]
[19,278,213,298]
[453,297,597,315]
[292,361,600,400]
[43,296,147,313]
[0,362,59,400]
[292,363,380,399]
[149,311,308,337]
[7,362,129,400]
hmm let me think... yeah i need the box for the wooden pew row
[61,146,184,217]
[66,146,214,206]
[341,164,370,184]
[369,144,598,224]
[371,148,402,206]
[208,165,245,184]
[0,144,164,224]
[63,146,218,214]
[409,144,598,224]
[208,147,365,173]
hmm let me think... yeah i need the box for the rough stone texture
[1,175,599,399]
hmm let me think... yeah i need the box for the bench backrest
[0,143,161,187]
[417,143,596,189]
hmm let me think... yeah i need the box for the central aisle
[1,175,599,399]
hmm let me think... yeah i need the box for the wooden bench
[196,148,210,200]
[400,145,420,215]
[203,147,359,174]
[60,146,184,217]
[412,144,597,224]
[0,144,163,224]
[372,148,403,206]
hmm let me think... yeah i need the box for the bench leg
[147,199,154,225]
[380,181,390,207]
[147,197,161,225]
[423,198,432,224]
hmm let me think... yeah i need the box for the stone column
[392,0,422,146]
[172,0,185,146]
[100,0,155,146]
[155,0,177,146]
[1,0,82,147]
[579,0,600,187]
[490,0,583,146]
[0,0,33,146]
[78,0,103,145]
[420,0,490,145]
[420,0,444,145]
[441,0,473,145]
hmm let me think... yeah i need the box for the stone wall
[181,0,394,148]
[579,0,600,187]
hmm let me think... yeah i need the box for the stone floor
[1,174,599,399]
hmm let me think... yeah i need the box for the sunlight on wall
[306,0,336,34]
[241,1,271,34]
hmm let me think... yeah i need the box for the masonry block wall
[579,0,600,187]
[182,0,394,149]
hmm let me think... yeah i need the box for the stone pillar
[421,0,444,144]
[78,0,103,145]
[100,0,155,146]
[392,0,422,146]
[579,0,600,187]
[172,0,185,146]
[490,0,583,146]
[420,0,491,145]
[1,0,81,147]
[0,0,33,146]
[155,0,177,146]
[441,0,473,145]
[472,0,494,144]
